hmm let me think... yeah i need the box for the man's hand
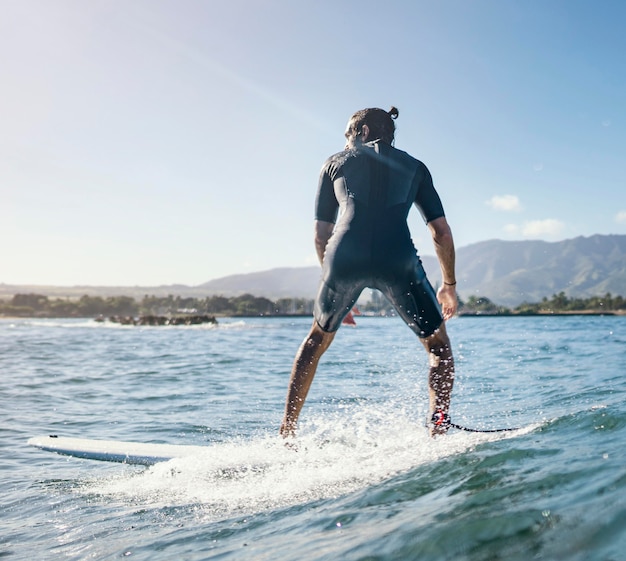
[437,284,458,320]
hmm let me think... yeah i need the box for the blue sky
[2,0,625,286]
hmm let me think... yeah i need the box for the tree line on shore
[462,292,626,315]
[0,293,314,318]
[1,291,625,319]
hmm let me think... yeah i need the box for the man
[280,107,457,439]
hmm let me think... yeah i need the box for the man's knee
[420,329,452,359]
[305,322,335,352]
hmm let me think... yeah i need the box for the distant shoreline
[1,311,624,320]
[458,310,625,317]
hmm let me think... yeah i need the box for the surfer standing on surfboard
[280,107,458,439]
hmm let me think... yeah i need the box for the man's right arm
[427,216,458,320]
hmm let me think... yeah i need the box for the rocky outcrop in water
[98,315,218,326]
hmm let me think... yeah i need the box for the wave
[82,404,538,521]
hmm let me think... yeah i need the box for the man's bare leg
[420,322,455,436]
[280,321,336,438]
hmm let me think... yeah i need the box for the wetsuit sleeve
[413,162,445,224]
[314,166,339,223]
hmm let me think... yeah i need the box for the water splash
[85,405,534,520]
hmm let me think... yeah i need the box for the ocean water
[2,314,625,560]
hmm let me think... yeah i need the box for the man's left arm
[314,220,335,265]
[427,216,458,320]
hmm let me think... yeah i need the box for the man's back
[316,140,444,275]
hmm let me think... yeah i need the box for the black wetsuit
[314,140,445,337]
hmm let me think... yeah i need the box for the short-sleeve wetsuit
[314,139,445,338]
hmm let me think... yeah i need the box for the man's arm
[314,220,335,265]
[427,216,458,320]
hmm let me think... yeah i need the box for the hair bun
[388,106,399,120]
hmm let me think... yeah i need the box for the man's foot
[429,410,450,437]
[283,438,299,451]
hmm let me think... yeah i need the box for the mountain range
[2,234,625,307]
[196,234,626,307]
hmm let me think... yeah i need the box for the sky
[2,0,625,287]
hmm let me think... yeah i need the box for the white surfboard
[28,435,208,465]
